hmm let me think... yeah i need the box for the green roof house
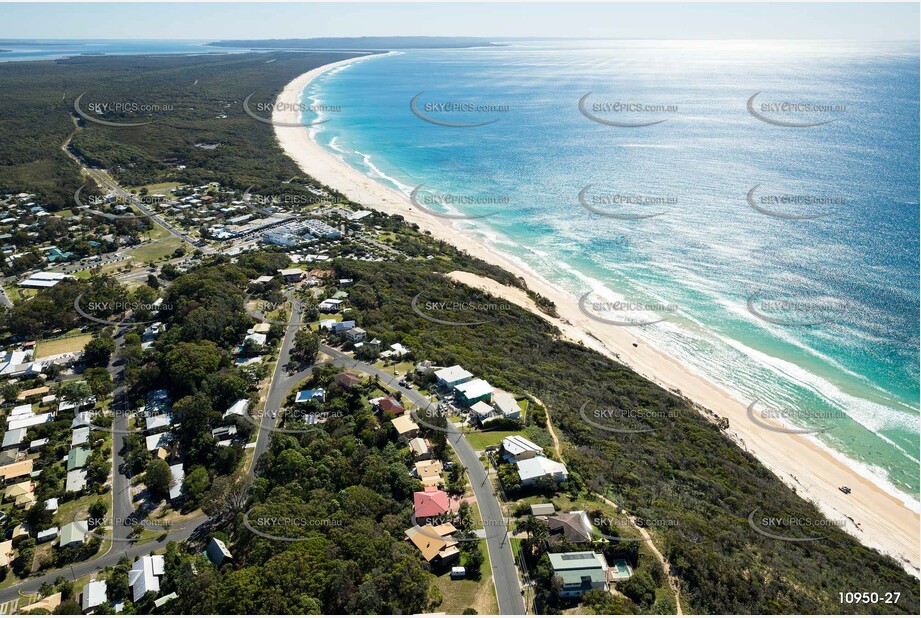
[548,551,610,598]
[67,446,91,471]
[59,520,88,548]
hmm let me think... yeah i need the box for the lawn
[35,334,92,358]
[432,539,498,615]
[4,284,36,302]
[128,237,184,263]
[464,429,521,451]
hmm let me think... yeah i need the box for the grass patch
[464,429,520,451]
[35,334,92,358]
[128,237,184,263]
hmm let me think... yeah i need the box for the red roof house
[413,488,451,519]
[379,397,405,417]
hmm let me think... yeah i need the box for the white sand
[273,54,920,574]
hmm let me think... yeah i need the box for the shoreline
[272,54,920,575]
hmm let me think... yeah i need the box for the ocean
[302,40,920,505]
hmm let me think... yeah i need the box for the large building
[549,551,610,598]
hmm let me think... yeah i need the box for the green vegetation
[0,51,368,208]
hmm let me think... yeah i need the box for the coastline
[272,54,920,574]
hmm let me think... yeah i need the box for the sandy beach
[273,53,920,575]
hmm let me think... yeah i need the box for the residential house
[167,463,185,502]
[318,298,344,313]
[414,459,444,488]
[404,525,460,565]
[66,468,88,492]
[0,540,12,568]
[328,320,356,334]
[128,555,165,601]
[434,365,473,389]
[206,537,233,566]
[408,437,432,460]
[67,445,90,471]
[71,426,90,447]
[224,399,249,419]
[531,503,556,517]
[517,456,569,486]
[391,414,419,440]
[377,397,404,417]
[548,551,610,598]
[278,268,304,282]
[538,511,593,544]
[37,527,59,543]
[501,435,544,462]
[413,487,451,521]
[454,379,494,406]
[334,371,363,390]
[295,389,325,403]
[82,580,108,611]
[1,428,26,449]
[59,520,89,548]
[0,458,34,484]
[345,327,366,342]
[492,390,522,419]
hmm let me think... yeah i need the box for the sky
[0,2,918,41]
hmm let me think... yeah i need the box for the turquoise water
[303,40,920,503]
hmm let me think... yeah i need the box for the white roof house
[82,580,108,611]
[128,555,165,601]
[66,468,88,492]
[19,271,70,288]
[8,412,52,432]
[492,390,521,418]
[224,399,249,418]
[469,401,495,420]
[501,435,544,461]
[434,365,473,387]
[145,432,171,452]
[1,428,27,449]
[144,414,172,432]
[71,426,90,446]
[517,456,569,485]
[454,379,494,403]
[169,464,184,501]
[244,333,267,346]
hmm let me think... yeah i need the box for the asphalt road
[318,345,526,615]
[2,300,525,614]
[250,293,311,469]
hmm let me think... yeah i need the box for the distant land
[209,36,504,49]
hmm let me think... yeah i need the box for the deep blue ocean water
[303,40,920,503]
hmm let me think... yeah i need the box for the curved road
[1,303,525,615]
[319,344,526,615]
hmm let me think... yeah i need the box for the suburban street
[1,291,525,615]
[318,345,527,615]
